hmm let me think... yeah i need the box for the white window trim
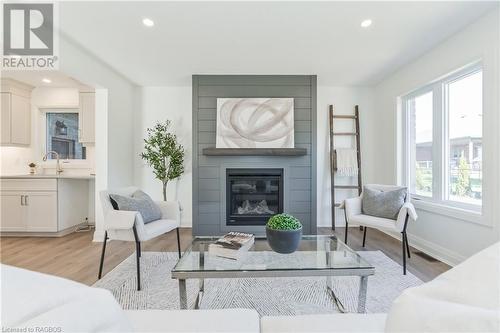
[39,107,91,168]
[401,61,484,223]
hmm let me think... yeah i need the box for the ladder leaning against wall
[328,105,362,231]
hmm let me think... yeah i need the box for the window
[408,91,433,197]
[446,71,482,205]
[403,63,482,210]
[46,112,86,160]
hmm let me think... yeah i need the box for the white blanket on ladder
[336,149,358,176]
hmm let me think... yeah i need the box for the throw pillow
[362,186,407,220]
[109,190,162,223]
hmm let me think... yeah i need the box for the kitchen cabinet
[0,192,25,231]
[25,192,58,232]
[79,92,95,143]
[0,79,33,146]
[0,178,89,235]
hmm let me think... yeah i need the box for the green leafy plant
[267,213,302,231]
[141,120,185,201]
[455,155,471,197]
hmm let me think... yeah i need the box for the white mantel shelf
[202,148,307,156]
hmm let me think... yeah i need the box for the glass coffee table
[171,235,375,313]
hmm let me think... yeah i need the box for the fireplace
[226,168,283,226]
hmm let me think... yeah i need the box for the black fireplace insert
[226,168,284,226]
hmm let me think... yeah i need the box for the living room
[1,1,499,332]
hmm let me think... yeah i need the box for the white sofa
[1,242,498,333]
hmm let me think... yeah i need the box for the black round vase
[266,226,303,254]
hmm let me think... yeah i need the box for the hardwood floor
[320,227,450,282]
[0,228,192,286]
[0,227,449,285]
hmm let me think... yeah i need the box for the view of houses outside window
[46,112,86,160]
[446,71,482,205]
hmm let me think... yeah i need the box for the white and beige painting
[216,98,294,148]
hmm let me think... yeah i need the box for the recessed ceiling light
[42,78,51,83]
[361,19,372,28]
[142,18,154,27]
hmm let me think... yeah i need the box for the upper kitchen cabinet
[1,79,33,146]
[79,92,95,144]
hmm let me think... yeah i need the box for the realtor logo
[2,2,58,69]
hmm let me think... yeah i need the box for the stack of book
[208,232,255,260]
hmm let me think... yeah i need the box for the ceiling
[2,70,92,90]
[59,1,498,86]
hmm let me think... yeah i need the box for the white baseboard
[379,229,465,266]
[93,230,105,242]
[181,219,192,227]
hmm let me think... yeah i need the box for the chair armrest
[104,210,139,230]
[403,202,418,221]
[396,202,418,232]
[343,196,362,218]
[155,200,181,222]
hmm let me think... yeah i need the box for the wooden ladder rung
[333,132,357,136]
[332,115,357,119]
[334,185,360,189]
[334,149,360,153]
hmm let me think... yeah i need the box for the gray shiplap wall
[192,75,317,236]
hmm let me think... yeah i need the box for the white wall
[316,86,375,227]
[134,85,374,229]
[59,37,136,190]
[373,11,500,264]
[59,35,136,239]
[134,87,193,227]
[0,147,33,175]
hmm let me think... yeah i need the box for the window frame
[402,61,483,214]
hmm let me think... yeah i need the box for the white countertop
[1,174,95,180]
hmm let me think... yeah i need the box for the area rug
[93,251,422,316]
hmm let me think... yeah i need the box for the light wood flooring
[0,227,449,285]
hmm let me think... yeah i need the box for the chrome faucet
[43,151,63,174]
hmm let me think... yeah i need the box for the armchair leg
[402,232,407,275]
[362,227,367,247]
[132,226,141,291]
[343,209,348,245]
[135,243,141,290]
[176,227,182,259]
[98,231,108,279]
[405,233,411,258]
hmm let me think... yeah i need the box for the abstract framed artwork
[216,98,294,148]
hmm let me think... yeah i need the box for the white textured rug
[93,251,422,316]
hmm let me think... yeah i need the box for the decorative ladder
[329,105,362,231]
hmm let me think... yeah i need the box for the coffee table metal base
[177,273,370,313]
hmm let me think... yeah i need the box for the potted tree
[141,120,185,201]
[266,213,303,254]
